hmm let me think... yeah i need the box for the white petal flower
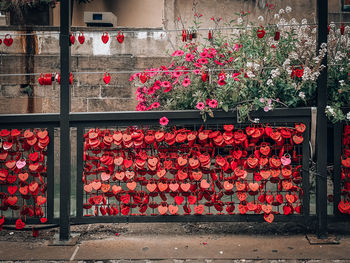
[285,6,292,13]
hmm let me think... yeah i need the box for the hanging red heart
[70,33,75,45]
[0,39,2,45]
[274,31,280,41]
[15,218,25,229]
[182,29,187,42]
[263,213,274,223]
[256,26,265,39]
[117,31,125,43]
[4,34,13,47]
[78,32,85,44]
[201,71,208,82]
[101,32,109,44]
[103,72,111,84]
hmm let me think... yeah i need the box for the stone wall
[0,0,347,114]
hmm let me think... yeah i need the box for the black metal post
[333,122,342,216]
[59,0,71,241]
[316,0,328,238]
[76,127,84,219]
[47,126,55,223]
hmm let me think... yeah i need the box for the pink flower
[159,117,169,126]
[194,62,203,68]
[197,58,208,64]
[207,99,218,108]
[233,43,240,52]
[151,102,160,109]
[173,70,183,78]
[171,50,185,57]
[193,69,201,75]
[185,53,195,62]
[182,77,191,87]
[148,86,156,95]
[200,52,208,58]
[264,106,270,112]
[214,60,224,66]
[161,81,171,88]
[196,102,205,110]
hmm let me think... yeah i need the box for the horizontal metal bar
[70,214,310,224]
[69,108,312,126]
[4,218,60,225]
[0,113,60,125]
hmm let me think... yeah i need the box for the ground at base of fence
[1,222,350,261]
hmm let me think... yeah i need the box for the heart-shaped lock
[4,34,13,47]
[117,31,124,43]
[70,33,75,45]
[78,32,85,44]
[101,32,109,44]
[103,72,111,84]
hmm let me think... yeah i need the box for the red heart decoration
[261,204,272,214]
[283,205,292,215]
[188,195,197,205]
[263,213,274,223]
[7,196,18,206]
[121,206,130,215]
[158,205,168,215]
[40,217,48,223]
[101,32,109,44]
[140,73,148,84]
[4,34,13,47]
[70,33,75,44]
[37,195,47,205]
[19,185,29,195]
[15,218,25,229]
[78,32,85,44]
[29,152,39,162]
[175,195,184,205]
[194,204,204,214]
[112,185,122,195]
[8,185,17,195]
[117,31,125,43]
[103,72,111,84]
[168,204,178,215]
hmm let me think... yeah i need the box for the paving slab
[75,235,350,261]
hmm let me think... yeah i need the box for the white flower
[258,16,264,22]
[267,79,274,86]
[279,9,285,14]
[246,71,255,78]
[299,92,305,99]
[274,14,280,20]
[339,80,345,86]
[254,118,260,123]
[271,68,280,78]
[301,19,307,25]
[237,17,243,24]
[285,6,292,13]
[347,112,350,121]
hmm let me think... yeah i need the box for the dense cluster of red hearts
[339,125,350,214]
[0,129,49,231]
[83,123,306,223]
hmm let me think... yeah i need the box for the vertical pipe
[76,126,84,219]
[59,0,71,241]
[47,126,55,222]
[316,0,328,238]
[333,122,342,216]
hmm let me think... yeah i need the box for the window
[343,0,350,11]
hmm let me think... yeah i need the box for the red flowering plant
[130,5,327,122]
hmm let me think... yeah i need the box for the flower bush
[326,22,350,123]
[129,5,348,122]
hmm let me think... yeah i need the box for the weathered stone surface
[100,85,131,98]
[76,55,134,70]
[87,98,137,112]
[71,98,88,112]
[34,84,61,98]
[73,85,100,98]
[1,85,27,98]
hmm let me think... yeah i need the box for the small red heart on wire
[0,39,2,45]
[4,34,13,47]
[101,32,109,44]
[256,26,265,39]
[70,33,75,45]
[117,31,124,43]
[15,218,25,229]
[103,72,111,84]
[78,32,85,44]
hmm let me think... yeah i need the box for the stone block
[76,55,134,70]
[100,85,131,98]
[73,85,100,98]
[1,85,27,98]
[34,84,61,98]
[71,98,87,112]
[134,57,170,69]
[41,97,59,113]
[87,98,137,112]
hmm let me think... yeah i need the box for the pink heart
[281,156,291,166]
[16,159,26,169]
